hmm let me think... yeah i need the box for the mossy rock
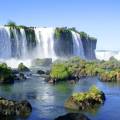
[55,113,90,120]
[18,63,30,72]
[50,63,71,81]
[64,85,105,110]
[0,97,32,118]
[0,63,14,84]
[31,58,52,67]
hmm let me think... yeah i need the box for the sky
[0,0,119,50]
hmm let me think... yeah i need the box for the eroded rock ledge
[0,97,32,118]
[64,86,105,110]
[55,113,90,120]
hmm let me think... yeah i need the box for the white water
[20,29,28,58]
[0,26,87,67]
[72,31,85,58]
[96,50,120,60]
[34,27,57,60]
[0,58,31,68]
[0,26,11,58]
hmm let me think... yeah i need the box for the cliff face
[0,25,97,60]
[79,31,97,60]
[54,28,73,57]
[81,38,97,60]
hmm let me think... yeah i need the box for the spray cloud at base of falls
[0,26,96,68]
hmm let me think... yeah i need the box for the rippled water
[0,75,120,120]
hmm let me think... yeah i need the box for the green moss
[72,85,103,102]
[54,27,72,40]
[5,21,17,28]
[54,27,73,56]
[50,56,120,82]
[79,31,97,41]
[0,63,13,83]
[99,71,117,82]
[18,63,29,72]
[50,63,70,80]
[65,85,105,110]
[24,28,36,50]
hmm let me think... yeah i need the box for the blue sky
[0,0,119,50]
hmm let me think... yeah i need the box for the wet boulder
[31,58,52,67]
[54,113,90,120]
[37,70,46,74]
[18,63,30,72]
[65,85,105,110]
[0,97,32,118]
[0,63,14,84]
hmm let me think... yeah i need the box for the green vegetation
[54,27,73,56]
[50,57,120,82]
[50,63,70,80]
[0,63,13,83]
[50,57,98,81]
[79,31,97,41]
[69,27,97,41]
[54,27,72,41]
[5,21,17,28]
[5,21,37,50]
[18,63,29,72]
[0,97,32,118]
[65,85,105,110]
[24,28,36,50]
[72,85,103,102]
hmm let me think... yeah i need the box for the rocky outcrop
[31,58,52,67]
[0,97,32,118]
[55,113,90,120]
[18,63,30,72]
[64,86,105,110]
[81,36,97,60]
[0,26,97,60]
[0,63,14,84]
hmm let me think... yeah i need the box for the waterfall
[0,26,86,60]
[34,28,57,59]
[71,31,85,58]
[0,26,11,58]
[96,50,120,60]
[0,26,93,67]
[20,29,28,58]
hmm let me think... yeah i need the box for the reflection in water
[0,76,120,119]
[0,84,12,92]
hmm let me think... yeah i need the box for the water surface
[0,75,120,120]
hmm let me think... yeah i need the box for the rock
[0,63,14,84]
[31,58,52,67]
[117,72,120,81]
[18,63,30,72]
[12,69,19,74]
[64,86,105,110]
[19,73,27,80]
[54,113,90,120]
[99,71,116,82]
[68,80,76,84]
[37,70,45,74]
[13,73,27,81]
[0,97,32,118]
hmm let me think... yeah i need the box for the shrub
[0,63,13,83]
[18,63,29,72]
[50,63,70,80]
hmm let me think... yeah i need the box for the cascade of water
[71,31,85,58]
[0,26,11,58]
[20,29,28,58]
[0,26,89,68]
[34,27,57,59]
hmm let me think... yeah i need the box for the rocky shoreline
[0,97,32,118]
